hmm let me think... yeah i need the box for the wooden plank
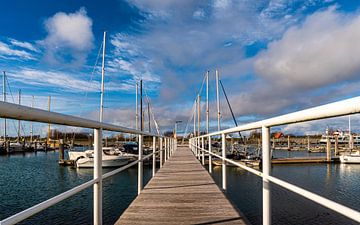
[115,146,247,225]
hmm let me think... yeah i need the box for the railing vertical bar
[222,133,226,190]
[164,138,168,162]
[201,137,205,165]
[94,128,102,225]
[138,134,143,195]
[160,137,163,168]
[262,126,271,225]
[152,136,156,177]
[208,136,212,174]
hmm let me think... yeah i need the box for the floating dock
[116,146,247,225]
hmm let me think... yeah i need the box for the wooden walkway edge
[115,146,247,225]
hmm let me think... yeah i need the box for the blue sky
[1,0,360,136]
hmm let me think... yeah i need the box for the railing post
[197,138,200,160]
[164,138,167,162]
[222,133,226,190]
[208,136,212,174]
[262,126,271,225]
[138,134,143,195]
[94,128,102,225]
[201,137,205,165]
[160,137,163,168]
[152,136,156,177]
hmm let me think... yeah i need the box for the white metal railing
[0,101,177,225]
[190,96,360,225]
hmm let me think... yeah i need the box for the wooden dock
[115,146,247,225]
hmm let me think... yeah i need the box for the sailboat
[68,31,132,168]
[340,115,360,164]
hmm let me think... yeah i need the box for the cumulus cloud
[254,7,360,89]
[41,7,94,66]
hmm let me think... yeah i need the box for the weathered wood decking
[115,146,247,225]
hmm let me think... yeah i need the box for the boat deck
[115,146,247,225]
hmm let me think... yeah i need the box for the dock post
[94,128,102,225]
[326,128,331,161]
[307,135,310,151]
[335,135,338,156]
[287,135,290,150]
[138,134,143,195]
[201,137,205,165]
[152,136,156,177]
[208,136,212,174]
[164,138,167,162]
[59,139,64,161]
[262,126,271,225]
[160,137,163,168]
[222,133,226,190]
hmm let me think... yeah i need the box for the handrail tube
[192,143,360,223]
[267,175,360,223]
[191,143,262,176]
[0,101,161,137]
[102,151,160,180]
[1,178,98,225]
[1,150,162,225]
[197,96,360,138]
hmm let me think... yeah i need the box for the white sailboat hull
[76,157,130,168]
[340,154,360,164]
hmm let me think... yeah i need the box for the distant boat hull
[340,154,360,164]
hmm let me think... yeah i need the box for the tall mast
[140,80,143,131]
[147,101,151,132]
[100,31,106,123]
[216,69,221,131]
[206,71,209,134]
[30,96,34,143]
[47,96,51,142]
[135,83,138,130]
[193,100,196,137]
[197,94,200,136]
[3,71,6,142]
[17,89,21,142]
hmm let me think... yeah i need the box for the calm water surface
[0,149,359,225]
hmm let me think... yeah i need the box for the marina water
[1,150,359,225]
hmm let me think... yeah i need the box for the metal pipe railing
[0,100,177,225]
[190,95,360,224]
[191,143,360,223]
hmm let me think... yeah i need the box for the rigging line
[219,79,245,144]
[79,41,103,117]
[143,87,160,135]
[181,99,197,145]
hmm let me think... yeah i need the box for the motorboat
[340,151,360,164]
[68,147,134,168]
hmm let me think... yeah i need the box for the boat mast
[17,89,21,142]
[3,71,6,142]
[47,96,51,142]
[197,94,200,136]
[206,71,209,134]
[216,69,221,131]
[147,101,151,132]
[30,95,34,143]
[140,80,143,131]
[135,82,138,130]
[100,31,106,123]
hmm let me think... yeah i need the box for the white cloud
[42,7,94,66]
[0,41,35,60]
[8,68,132,93]
[9,39,39,52]
[255,7,360,89]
